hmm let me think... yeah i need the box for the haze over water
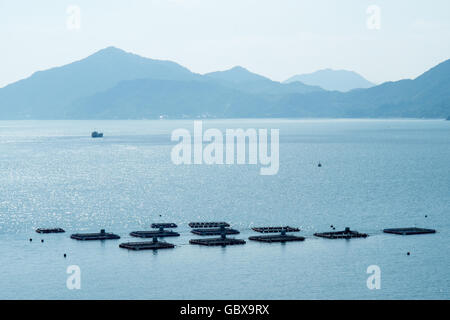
[0,119,448,299]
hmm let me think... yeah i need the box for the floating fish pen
[36,228,65,234]
[190,223,245,246]
[249,226,304,243]
[252,226,300,233]
[130,222,179,238]
[189,237,246,246]
[383,227,436,235]
[314,227,368,239]
[191,225,240,236]
[130,230,179,238]
[249,235,305,242]
[119,237,175,251]
[151,223,177,229]
[71,229,120,240]
[188,222,230,228]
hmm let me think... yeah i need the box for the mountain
[205,66,269,84]
[205,66,323,95]
[285,69,375,92]
[0,47,448,119]
[0,46,199,119]
[72,59,450,119]
[66,65,322,119]
[68,78,273,119]
[274,59,450,118]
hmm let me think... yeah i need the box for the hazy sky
[1,0,450,87]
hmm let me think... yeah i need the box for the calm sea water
[0,119,448,299]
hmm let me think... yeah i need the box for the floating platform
[131,222,179,238]
[250,225,304,243]
[130,230,180,238]
[252,226,300,233]
[189,237,246,246]
[151,223,177,229]
[249,235,305,243]
[191,228,239,236]
[383,227,436,235]
[189,222,230,228]
[119,241,174,251]
[71,229,120,240]
[36,228,65,234]
[314,227,368,239]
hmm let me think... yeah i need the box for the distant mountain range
[205,66,323,95]
[284,69,375,92]
[0,47,448,119]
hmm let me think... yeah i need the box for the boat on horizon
[91,131,103,138]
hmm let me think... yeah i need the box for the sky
[1,0,450,87]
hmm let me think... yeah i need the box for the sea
[0,119,448,299]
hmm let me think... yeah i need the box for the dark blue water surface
[0,119,448,299]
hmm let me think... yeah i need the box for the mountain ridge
[204,66,323,95]
[0,47,200,118]
[285,69,375,92]
[0,47,448,119]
